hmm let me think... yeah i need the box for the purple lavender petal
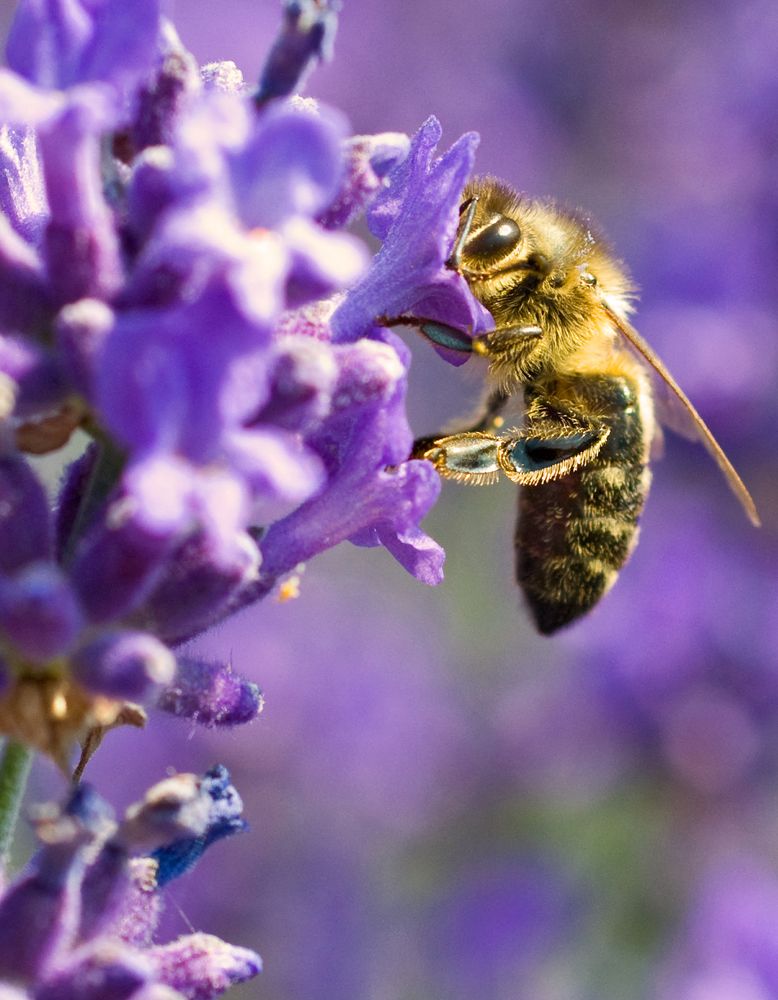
[318,131,411,230]
[330,117,491,342]
[98,279,271,460]
[0,68,66,127]
[39,99,122,303]
[224,426,324,507]
[259,336,444,583]
[256,0,339,102]
[71,630,176,701]
[281,216,367,308]
[227,104,344,230]
[0,125,48,242]
[0,562,83,661]
[6,0,161,96]
[115,858,163,949]
[156,657,263,728]
[0,455,53,571]
[149,933,261,998]
[263,456,444,583]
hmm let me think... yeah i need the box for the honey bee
[409,177,759,634]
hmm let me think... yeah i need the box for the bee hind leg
[497,418,610,486]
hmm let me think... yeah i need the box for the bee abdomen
[517,460,649,634]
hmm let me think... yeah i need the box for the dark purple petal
[131,21,200,151]
[71,630,175,701]
[0,215,51,332]
[139,530,261,646]
[0,455,53,571]
[149,932,261,998]
[318,131,410,230]
[0,795,93,980]
[362,517,445,586]
[55,298,115,400]
[7,0,161,97]
[35,944,153,1000]
[70,488,180,624]
[55,441,99,560]
[256,0,339,102]
[156,656,263,728]
[251,336,336,432]
[0,562,82,661]
[331,117,492,342]
[124,145,178,247]
[0,333,69,417]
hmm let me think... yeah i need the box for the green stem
[0,740,33,869]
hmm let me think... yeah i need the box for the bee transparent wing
[600,301,760,527]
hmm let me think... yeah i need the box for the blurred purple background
[12,0,778,996]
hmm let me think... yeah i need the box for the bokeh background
[10,0,778,996]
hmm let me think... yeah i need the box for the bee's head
[453,177,633,380]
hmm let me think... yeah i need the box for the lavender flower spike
[256,0,340,103]
[0,769,261,998]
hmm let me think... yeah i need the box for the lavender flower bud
[256,0,340,103]
[157,657,263,727]
[71,631,175,702]
[149,934,262,998]
[55,298,115,401]
[0,563,83,661]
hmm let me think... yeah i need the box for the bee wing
[600,301,760,527]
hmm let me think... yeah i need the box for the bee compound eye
[466,216,522,259]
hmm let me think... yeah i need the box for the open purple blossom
[0,767,261,998]
[331,115,493,352]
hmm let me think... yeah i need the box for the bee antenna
[447,196,479,270]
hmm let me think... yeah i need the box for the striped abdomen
[516,374,652,634]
